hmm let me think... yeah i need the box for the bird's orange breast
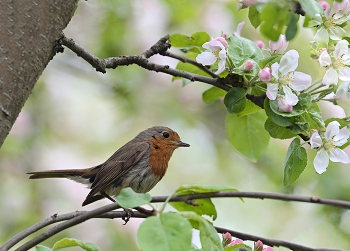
[147,138,176,178]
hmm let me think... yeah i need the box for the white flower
[266,50,312,105]
[196,37,228,74]
[320,40,350,85]
[310,121,350,174]
[311,1,350,44]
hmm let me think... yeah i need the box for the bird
[27,126,189,206]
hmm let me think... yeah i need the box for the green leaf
[203,87,227,103]
[169,32,210,48]
[264,118,295,139]
[171,185,238,221]
[115,187,151,208]
[52,238,100,251]
[258,54,281,68]
[308,103,325,128]
[175,184,238,194]
[260,3,290,41]
[225,244,252,251]
[35,246,52,251]
[285,13,298,41]
[137,213,192,251]
[237,100,262,117]
[299,0,323,18]
[283,138,307,186]
[227,34,264,66]
[224,87,247,114]
[248,6,261,28]
[298,93,312,110]
[264,98,293,127]
[290,122,309,134]
[181,212,223,251]
[226,111,270,162]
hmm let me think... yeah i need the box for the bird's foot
[122,208,133,225]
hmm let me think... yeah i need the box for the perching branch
[60,34,231,91]
[3,191,350,251]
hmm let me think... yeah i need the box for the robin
[27,126,190,206]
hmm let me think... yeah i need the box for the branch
[60,34,230,91]
[3,191,349,251]
[215,226,339,251]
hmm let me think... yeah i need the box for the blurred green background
[1,0,350,250]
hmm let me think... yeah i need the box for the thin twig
[161,51,219,78]
[215,226,340,251]
[60,34,230,91]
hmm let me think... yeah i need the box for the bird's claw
[122,208,133,225]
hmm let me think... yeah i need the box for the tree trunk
[0,0,79,147]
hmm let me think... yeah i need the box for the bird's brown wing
[84,141,150,202]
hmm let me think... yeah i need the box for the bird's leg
[100,192,133,224]
[101,192,116,203]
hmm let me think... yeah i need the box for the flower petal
[329,26,346,41]
[325,121,340,140]
[314,149,329,174]
[335,82,350,100]
[278,50,299,75]
[271,62,279,79]
[266,84,279,100]
[334,40,349,59]
[310,131,323,148]
[318,50,331,67]
[196,52,217,66]
[338,66,350,81]
[333,126,350,146]
[289,71,312,91]
[329,148,350,163]
[314,27,329,44]
[322,68,338,85]
[282,86,298,105]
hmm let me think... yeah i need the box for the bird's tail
[27,169,89,179]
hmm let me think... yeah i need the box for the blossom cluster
[194,0,350,175]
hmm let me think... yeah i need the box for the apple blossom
[266,50,312,106]
[277,96,294,112]
[196,37,228,74]
[310,121,350,174]
[269,34,289,54]
[222,232,232,247]
[310,1,350,44]
[319,40,350,85]
[259,67,272,82]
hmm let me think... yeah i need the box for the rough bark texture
[0,0,79,147]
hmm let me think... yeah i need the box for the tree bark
[0,0,79,147]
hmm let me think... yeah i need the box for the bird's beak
[175,141,190,147]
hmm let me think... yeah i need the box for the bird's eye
[162,131,170,138]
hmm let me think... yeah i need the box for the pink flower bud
[318,1,329,10]
[258,67,272,82]
[269,34,288,54]
[255,240,264,251]
[254,40,265,49]
[278,97,293,112]
[243,0,257,6]
[228,238,244,246]
[222,232,232,247]
[243,60,254,72]
[213,37,228,48]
